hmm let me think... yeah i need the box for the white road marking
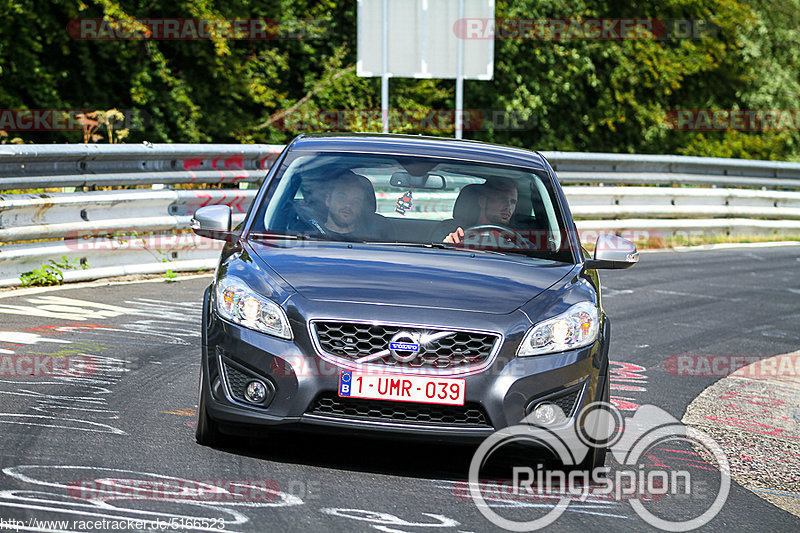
[0,332,65,345]
[0,465,305,532]
[0,414,125,434]
[652,289,742,302]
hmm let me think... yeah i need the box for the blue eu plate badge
[339,371,352,397]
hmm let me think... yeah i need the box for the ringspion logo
[468,403,730,531]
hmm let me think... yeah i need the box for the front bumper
[201,293,610,444]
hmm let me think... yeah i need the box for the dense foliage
[1,0,797,160]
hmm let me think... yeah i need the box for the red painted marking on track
[610,361,648,380]
[611,384,647,392]
[718,391,785,407]
[609,361,648,411]
[704,416,799,439]
[610,397,639,411]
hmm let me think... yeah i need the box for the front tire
[195,363,223,446]
[575,369,610,473]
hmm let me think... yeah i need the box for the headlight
[215,276,292,339]
[517,302,599,356]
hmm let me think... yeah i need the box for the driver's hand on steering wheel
[444,227,465,244]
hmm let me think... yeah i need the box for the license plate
[338,371,465,406]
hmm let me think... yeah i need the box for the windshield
[250,151,574,262]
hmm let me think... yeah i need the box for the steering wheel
[464,224,533,249]
[293,207,327,235]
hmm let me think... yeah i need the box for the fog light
[532,402,558,425]
[245,380,267,403]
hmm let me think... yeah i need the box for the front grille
[220,358,275,407]
[308,392,491,428]
[526,386,582,421]
[223,361,251,401]
[313,321,499,371]
[551,388,580,417]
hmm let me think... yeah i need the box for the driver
[444,178,518,244]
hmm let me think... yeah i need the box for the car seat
[352,173,395,241]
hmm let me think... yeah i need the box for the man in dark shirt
[324,172,368,237]
[443,178,519,244]
[320,170,394,241]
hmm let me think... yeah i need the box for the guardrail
[543,151,800,189]
[0,143,283,189]
[2,143,800,287]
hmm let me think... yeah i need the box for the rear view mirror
[584,234,639,269]
[389,171,446,189]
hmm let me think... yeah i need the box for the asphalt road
[0,245,798,532]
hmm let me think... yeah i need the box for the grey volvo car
[191,134,637,469]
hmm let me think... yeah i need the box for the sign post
[455,0,465,138]
[381,0,389,133]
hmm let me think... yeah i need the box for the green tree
[0,0,797,160]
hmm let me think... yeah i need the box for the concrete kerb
[682,350,800,517]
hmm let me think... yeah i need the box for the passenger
[443,178,518,244]
[323,170,381,240]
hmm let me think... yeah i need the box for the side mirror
[584,234,638,270]
[191,205,232,241]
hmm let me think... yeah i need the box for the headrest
[452,183,483,224]
[353,173,377,214]
[330,170,377,214]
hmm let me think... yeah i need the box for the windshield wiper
[426,242,546,258]
[247,232,323,241]
[364,241,467,250]
[332,240,548,259]
[370,241,513,255]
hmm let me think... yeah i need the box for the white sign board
[357,0,494,80]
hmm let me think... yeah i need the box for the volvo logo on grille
[389,342,419,352]
[389,333,421,362]
[352,329,460,365]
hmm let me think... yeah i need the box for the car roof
[289,133,549,171]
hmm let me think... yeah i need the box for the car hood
[249,242,574,315]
